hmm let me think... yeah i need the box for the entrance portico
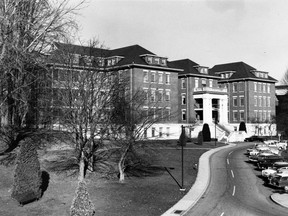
[194,92,228,124]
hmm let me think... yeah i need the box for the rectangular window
[209,79,213,88]
[151,71,156,83]
[165,73,170,84]
[155,58,160,64]
[53,69,59,81]
[195,78,199,88]
[165,108,171,120]
[254,96,257,106]
[263,83,266,93]
[259,97,262,107]
[152,127,156,137]
[158,73,163,84]
[267,84,270,93]
[267,97,270,107]
[144,70,148,82]
[147,57,152,64]
[182,109,186,121]
[143,128,147,139]
[181,78,186,89]
[233,111,238,121]
[263,96,266,107]
[258,83,262,93]
[181,94,186,105]
[202,79,207,87]
[254,82,257,92]
[254,110,258,119]
[159,127,163,138]
[258,111,262,122]
[151,90,156,102]
[268,111,271,121]
[72,71,79,82]
[240,96,244,107]
[165,91,170,101]
[166,127,170,137]
[240,110,245,121]
[233,83,238,92]
[233,96,238,107]
[158,90,163,102]
[143,89,148,101]
[263,112,266,121]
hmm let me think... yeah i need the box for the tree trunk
[78,151,85,181]
[118,145,130,183]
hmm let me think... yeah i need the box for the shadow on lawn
[122,164,166,178]
[40,170,50,196]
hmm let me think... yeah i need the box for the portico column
[203,95,212,123]
[219,96,228,123]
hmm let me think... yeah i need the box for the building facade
[49,43,278,139]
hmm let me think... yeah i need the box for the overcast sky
[75,0,288,83]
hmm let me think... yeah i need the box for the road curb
[270,193,288,209]
[161,143,235,216]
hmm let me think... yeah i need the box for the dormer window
[161,58,167,66]
[72,54,80,64]
[147,57,152,64]
[198,66,208,74]
[252,70,269,79]
[155,58,160,64]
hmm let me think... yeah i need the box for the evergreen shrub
[202,123,211,142]
[70,180,95,216]
[239,121,247,133]
[197,131,203,145]
[11,138,42,205]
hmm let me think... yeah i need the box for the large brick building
[49,43,278,139]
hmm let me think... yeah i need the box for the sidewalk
[161,143,235,216]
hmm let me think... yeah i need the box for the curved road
[186,143,288,216]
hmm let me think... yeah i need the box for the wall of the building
[130,67,179,123]
[226,80,276,124]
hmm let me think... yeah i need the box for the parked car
[261,162,288,178]
[246,143,269,155]
[270,172,288,190]
[244,136,266,142]
[257,156,285,170]
[249,152,275,163]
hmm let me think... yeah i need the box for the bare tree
[0,0,84,154]
[49,41,119,180]
[109,86,174,183]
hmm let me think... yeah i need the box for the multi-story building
[210,62,277,136]
[50,43,182,138]
[49,43,278,139]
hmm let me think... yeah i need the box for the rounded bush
[11,138,42,205]
[70,180,95,216]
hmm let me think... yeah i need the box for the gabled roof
[169,59,199,74]
[53,43,174,69]
[107,44,155,66]
[169,59,218,77]
[210,61,277,82]
[53,42,106,56]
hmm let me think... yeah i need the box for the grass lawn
[0,141,225,216]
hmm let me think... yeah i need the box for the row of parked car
[246,140,288,191]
